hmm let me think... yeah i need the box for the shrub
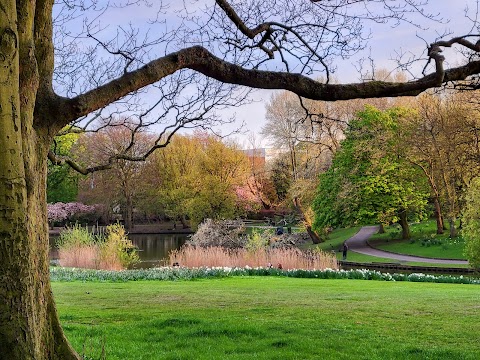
[100,224,139,269]
[188,219,247,249]
[48,202,98,226]
[56,223,138,270]
[245,229,270,252]
[462,177,480,269]
[57,224,99,269]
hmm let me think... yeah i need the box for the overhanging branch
[55,41,480,128]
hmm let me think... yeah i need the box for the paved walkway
[345,226,469,265]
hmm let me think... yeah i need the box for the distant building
[242,148,266,169]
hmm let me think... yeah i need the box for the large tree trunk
[398,211,411,240]
[448,217,458,238]
[378,223,385,234]
[293,197,322,244]
[0,4,80,359]
[433,196,445,235]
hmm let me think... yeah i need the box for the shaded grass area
[53,277,480,360]
[369,221,465,260]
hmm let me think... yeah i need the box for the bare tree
[3,1,480,358]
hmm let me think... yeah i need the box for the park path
[344,226,469,265]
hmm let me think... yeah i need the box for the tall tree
[313,106,429,239]
[77,126,154,230]
[405,92,480,237]
[3,1,480,358]
[147,133,250,228]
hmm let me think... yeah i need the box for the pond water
[50,233,189,269]
[129,233,189,268]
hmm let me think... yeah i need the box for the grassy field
[369,221,465,260]
[53,277,480,360]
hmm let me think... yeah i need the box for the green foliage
[47,129,83,203]
[100,224,139,269]
[462,177,480,269]
[245,229,270,252]
[56,224,97,249]
[313,106,429,231]
[152,134,249,228]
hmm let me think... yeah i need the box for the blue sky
[227,1,477,147]
[58,1,478,147]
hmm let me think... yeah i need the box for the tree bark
[398,211,411,240]
[448,217,458,238]
[124,192,134,231]
[0,4,79,358]
[378,223,385,234]
[293,197,322,244]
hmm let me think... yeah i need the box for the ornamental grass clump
[56,223,138,270]
[169,246,338,270]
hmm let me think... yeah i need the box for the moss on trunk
[0,4,79,359]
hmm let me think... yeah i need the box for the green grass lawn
[369,220,465,260]
[53,277,480,360]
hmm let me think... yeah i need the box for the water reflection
[50,233,188,269]
[129,233,188,268]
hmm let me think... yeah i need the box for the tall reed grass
[169,246,338,270]
[57,223,137,270]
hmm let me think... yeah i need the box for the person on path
[342,242,348,260]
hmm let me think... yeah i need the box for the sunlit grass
[53,277,480,360]
[369,220,465,260]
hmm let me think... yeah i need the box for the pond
[129,233,189,268]
[50,233,189,269]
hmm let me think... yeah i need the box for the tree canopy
[313,106,429,238]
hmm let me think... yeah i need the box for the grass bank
[369,221,465,260]
[53,277,480,360]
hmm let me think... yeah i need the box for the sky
[56,1,479,148]
[224,0,477,148]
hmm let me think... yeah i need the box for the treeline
[48,129,286,229]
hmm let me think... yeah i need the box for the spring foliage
[313,106,429,231]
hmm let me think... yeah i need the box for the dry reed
[169,246,338,270]
[58,244,123,270]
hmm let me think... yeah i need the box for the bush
[56,223,138,270]
[245,229,270,252]
[100,224,139,269]
[189,219,247,249]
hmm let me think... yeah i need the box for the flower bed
[50,266,480,285]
